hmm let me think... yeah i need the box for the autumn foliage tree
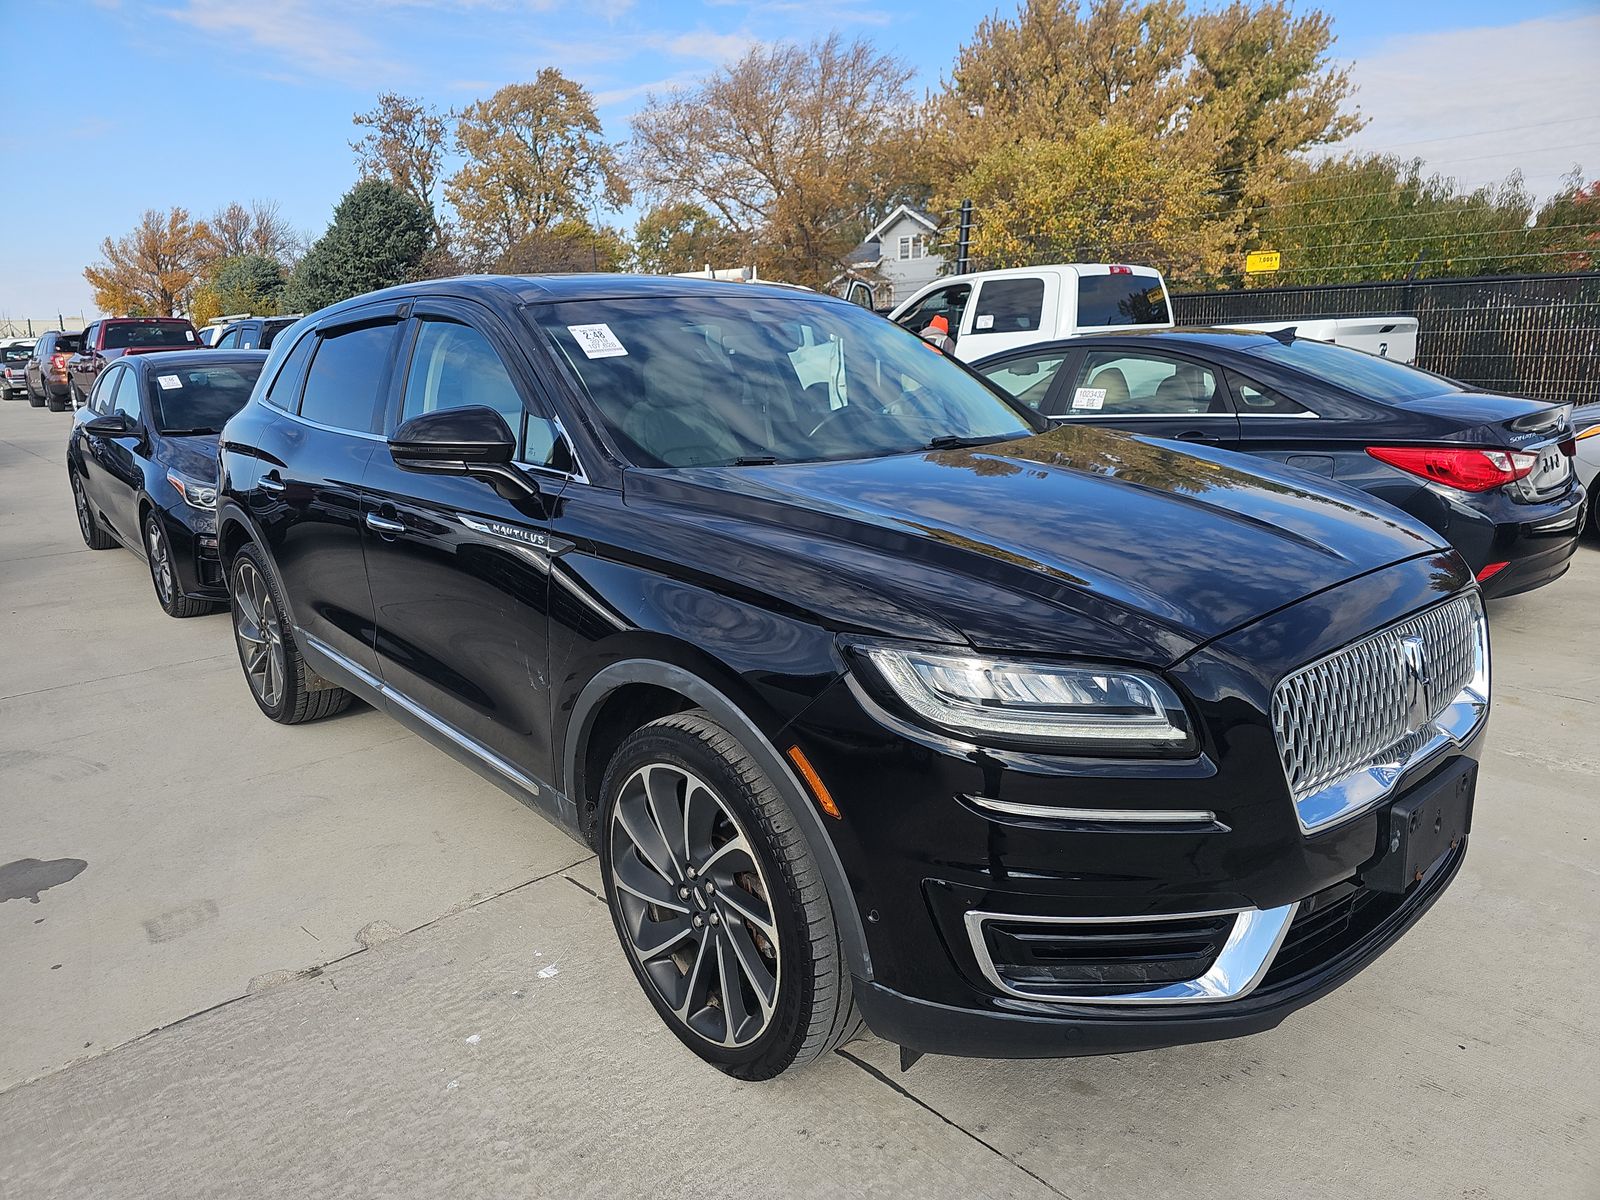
[628,36,918,287]
[84,208,213,317]
[352,92,450,234]
[205,200,303,266]
[447,72,629,269]
[631,203,744,274]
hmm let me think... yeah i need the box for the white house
[835,205,945,309]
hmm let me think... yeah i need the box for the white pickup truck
[888,264,1420,364]
[887,264,1173,363]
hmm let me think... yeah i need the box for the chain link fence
[1171,271,1600,408]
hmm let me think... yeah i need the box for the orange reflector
[1476,561,1509,582]
[786,745,841,819]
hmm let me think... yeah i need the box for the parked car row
[67,273,1532,1082]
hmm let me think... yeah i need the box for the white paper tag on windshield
[974,314,994,330]
[1071,387,1106,410]
[567,323,628,359]
[157,374,183,390]
[184,330,195,341]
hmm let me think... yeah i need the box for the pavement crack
[836,1048,1073,1199]
[563,874,602,902]
[0,653,233,703]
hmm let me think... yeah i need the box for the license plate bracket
[1362,758,1476,894]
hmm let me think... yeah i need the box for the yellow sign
[1246,250,1281,274]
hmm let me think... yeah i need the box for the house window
[899,235,925,261]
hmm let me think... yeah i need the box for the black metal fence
[1172,272,1600,409]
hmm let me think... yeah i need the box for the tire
[228,543,353,724]
[29,387,45,408]
[70,470,117,550]
[57,382,79,413]
[598,709,858,1080]
[144,512,212,618]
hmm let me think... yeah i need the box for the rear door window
[1076,276,1171,327]
[297,322,397,433]
[972,278,1045,334]
[1068,351,1223,416]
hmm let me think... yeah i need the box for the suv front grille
[1271,593,1488,831]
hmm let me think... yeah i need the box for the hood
[156,434,221,481]
[626,424,1445,664]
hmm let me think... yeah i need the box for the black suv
[216,276,1490,1079]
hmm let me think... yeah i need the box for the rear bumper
[855,836,1467,1060]
[1477,484,1586,598]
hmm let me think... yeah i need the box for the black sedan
[68,350,267,616]
[972,329,1586,598]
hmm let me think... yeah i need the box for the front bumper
[158,506,226,599]
[786,553,1482,1059]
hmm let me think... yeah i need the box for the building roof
[865,205,938,242]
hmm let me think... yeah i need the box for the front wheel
[598,710,859,1079]
[229,544,353,724]
[145,513,212,618]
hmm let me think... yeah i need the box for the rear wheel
[70,471,116,550]
[145,513,212,618]
[598,709,858,1079]
[29,385,45,408]
[229,544,352,724]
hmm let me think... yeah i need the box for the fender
[215,497,302,631]
[566,659,874,981]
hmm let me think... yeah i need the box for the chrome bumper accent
[964,795,1216,825]
[963,903,1298,1005]
[1272,593,1490,833]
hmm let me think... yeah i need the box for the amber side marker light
[786,745,841,819]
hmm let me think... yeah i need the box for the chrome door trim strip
[964,902,1298,1006]
[302,634,543,799]
[965,795,1216,824]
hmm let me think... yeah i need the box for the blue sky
[3,0,1597,321]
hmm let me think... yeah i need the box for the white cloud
[163,0,402,82]
[664,30,760,62]
[1335,13,1600,201]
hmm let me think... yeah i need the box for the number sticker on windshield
[1072,387,1106,410]
[567,323,629,359]
[157,375,183,390]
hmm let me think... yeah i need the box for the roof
[123,349,271,371]
[865,204,938,242]
[841,241,881,267]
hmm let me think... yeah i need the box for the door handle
[365,512,405,535]
[1176,431,1220,444]
[258,473,286,493]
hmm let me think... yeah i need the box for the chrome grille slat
[1272,594,1487,830]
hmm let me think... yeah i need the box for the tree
[956,126,1230,281]
[206,200,303,267]
[214,254,288,315]
[1533,172,1600,272]
[286,180,433,312]
[631,203,743,274]
[84,208,212,317]
[352,93,450,231]
[446,72,629,268]
[628,35,917,287]
[496,220,629,274]
[1252,155,1538,285]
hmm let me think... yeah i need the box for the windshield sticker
[1071,387,1106,410]
[157,374,183,390]
[185,330,196,342]
[567,323,629,359]
[974,314,995,330]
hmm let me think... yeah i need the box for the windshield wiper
[923,431,1030,451]
[731,455,780,466]
[161,427,220,437]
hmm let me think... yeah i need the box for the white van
[887,264,1173,363]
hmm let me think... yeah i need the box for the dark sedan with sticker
[973,329,1586,598]
[67,350,267,616]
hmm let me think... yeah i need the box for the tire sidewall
[145,514,176,614]
[597,720,813,1075]
[229,544,292,721]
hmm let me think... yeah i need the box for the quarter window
[972,278,1045,334]
[1227,370,1311,416]
[1067,352,1222,417]
[298,323,396,432]
[977,352,1069,411]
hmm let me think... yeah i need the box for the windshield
[1243,337,1454,402]
[103,322,197,350]
[534,294,1039,467]
[1077,275,1171,327]
[146,362,264,433]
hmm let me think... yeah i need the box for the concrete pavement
[1,395,1595,1198]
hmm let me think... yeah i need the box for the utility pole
[956,199,972,275]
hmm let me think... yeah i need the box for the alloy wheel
[146,520,174,606]
[71,475,94,542]
[232,558,286,709]
[608,763,782,1049]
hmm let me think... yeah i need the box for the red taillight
[51,353,67,371]
[1366,445,1536,492]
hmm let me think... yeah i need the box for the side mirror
[84,412,133,436]
[388,405,536,498]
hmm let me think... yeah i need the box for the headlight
[167,469,218,510]
[855,644,1193,754]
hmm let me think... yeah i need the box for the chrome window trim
[1237,409,1319,419]
[965,795,1216,825]
[1050,411,1231,422]
[279,407,385,442]
[964,903,1298,1005]
[1275,594,1490,834]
